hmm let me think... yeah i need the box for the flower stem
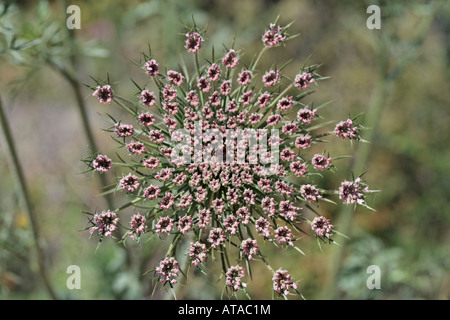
[194,52,205,106]
[46,59,116,211]
[258,82,294,127]
[251,46,268,71]
[0,93,57,299]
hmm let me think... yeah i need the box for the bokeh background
[0,0,449,300]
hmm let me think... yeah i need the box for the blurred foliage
[338,233,450,299]
[0,0,449,299]
[0,211,34,296]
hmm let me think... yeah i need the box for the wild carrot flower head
[277,96,293,111]
[198,208,211,228]
[223,215,239,235]
[220,80,231,96]
[163,84,177,101]
[262,197,276,216]
[290,161,307,176]
[185,96,199,112]
[149,130,165,143]
[240,90,253,105]
[198,77,211,92]
[86,18,374,299]
[266,114,282,126]
[282,122,299,135]
[143,157,159,169]
[279,200,299,221]
[258,92,271,108]
[159,193,175,210]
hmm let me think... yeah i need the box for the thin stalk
[194,52,204,106]
[59,0,115,211]
[46,60,116,209]
[257,82,294,128]
[0,93,57,299]
[251,46,268,71]
[162,232,183,300]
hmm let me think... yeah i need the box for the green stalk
[0,93,57,299]
[46,62,115,215]
[251,46,268,71]
[194,52,204,106]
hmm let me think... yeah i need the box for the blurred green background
[0,0,449,300]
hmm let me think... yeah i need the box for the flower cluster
[92,154,112,172]
[189,242,207,266]
[156,257,179,284]
[272,269,298,295]
[335,118,360,139]
[92,85,114,104]
[86,21,372,298]
[226,265,247,291]
[89,210,119,238]
[339,177,371,205]
[262,23,287,47]
[311,216,334,239]
[128,214,146,240]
